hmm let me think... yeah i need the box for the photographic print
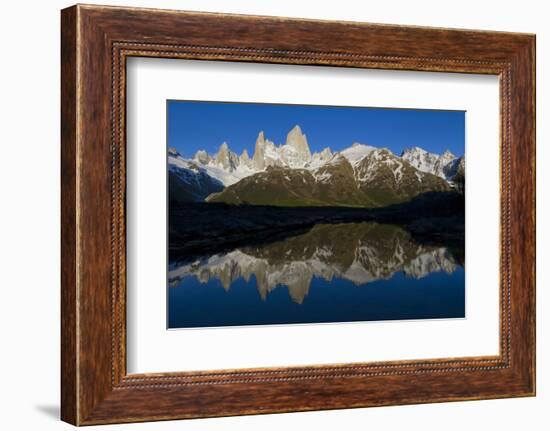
[167,101,465,329]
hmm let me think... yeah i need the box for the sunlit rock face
[213,142,240,171]
[168,222,460,304]
[401,147,465,183]
[279,125,312,168]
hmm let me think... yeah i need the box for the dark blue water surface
[169,270,464,328]
[168,222,465,329]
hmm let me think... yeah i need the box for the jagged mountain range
[168,124,464,207]
[168,223,459,304]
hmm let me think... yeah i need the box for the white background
[0,0,547,430]
[127,59,500,373]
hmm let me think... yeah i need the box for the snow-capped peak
[280,125,312,167]
[401,146,434,159]
[327,152,348,165]
[212,141,240,172]
[442,149,456,158]
[193,149,211,164]
[168,147,180,157]
[401,146,459,180]
[339,143,376,165]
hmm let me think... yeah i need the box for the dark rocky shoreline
[169,191,464,264]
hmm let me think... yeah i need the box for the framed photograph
[61,4,536,425]
[165,101,466,330]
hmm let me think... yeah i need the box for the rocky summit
[280,125,312,167]
[401,146,463,181]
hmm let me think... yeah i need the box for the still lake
[168,222,465,329]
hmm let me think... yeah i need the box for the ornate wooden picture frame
[61,4,535,425]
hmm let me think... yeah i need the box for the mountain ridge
[169,124,464,206]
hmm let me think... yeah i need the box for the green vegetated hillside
[207,151,451,208]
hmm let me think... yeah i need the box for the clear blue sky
[167,100,465,158]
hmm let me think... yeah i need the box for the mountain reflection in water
[168,223,464,328]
